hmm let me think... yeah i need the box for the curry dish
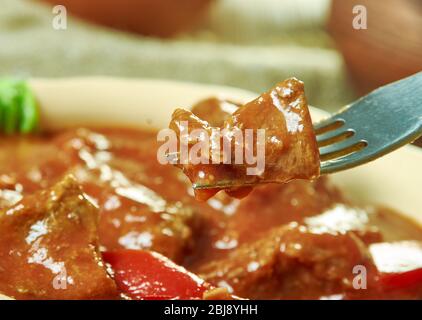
[0,80,422,300]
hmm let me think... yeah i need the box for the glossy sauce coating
[1,125,422,299]
[0,176,118,299]
[169,78,320,201]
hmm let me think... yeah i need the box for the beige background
[0,0,355,111]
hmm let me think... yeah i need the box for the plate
[30,77,422,225]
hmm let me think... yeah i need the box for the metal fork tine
[313,118,345,135]
[319,138,367,159]
[317,128,355,147]
[320,150,368,174]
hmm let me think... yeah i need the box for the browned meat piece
[168,78,320,201]
[225,78,320,181]
[196,223,378,299]
[0,175,118,300]
[49,128,200,263]
[95,182,199,263]
[191,97,240,127]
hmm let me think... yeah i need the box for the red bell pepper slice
[379,268,422,291]
[370,241,422,291]
[103,249,210,300]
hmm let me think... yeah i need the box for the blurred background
[0,0,421,114]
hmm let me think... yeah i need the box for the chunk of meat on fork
[168,78,320,201]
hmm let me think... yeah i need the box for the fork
[317,72,422,174]
[192,72,422,189]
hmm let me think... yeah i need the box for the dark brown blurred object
[413,135,422,148]
[41,0,213,37]
[328,0,422,94]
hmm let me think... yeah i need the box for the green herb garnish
[0,79,39,134]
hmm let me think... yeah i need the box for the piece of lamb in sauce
[196,223,379,300]
[0,175,119,300]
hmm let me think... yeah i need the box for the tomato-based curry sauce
[1,126,422,299]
